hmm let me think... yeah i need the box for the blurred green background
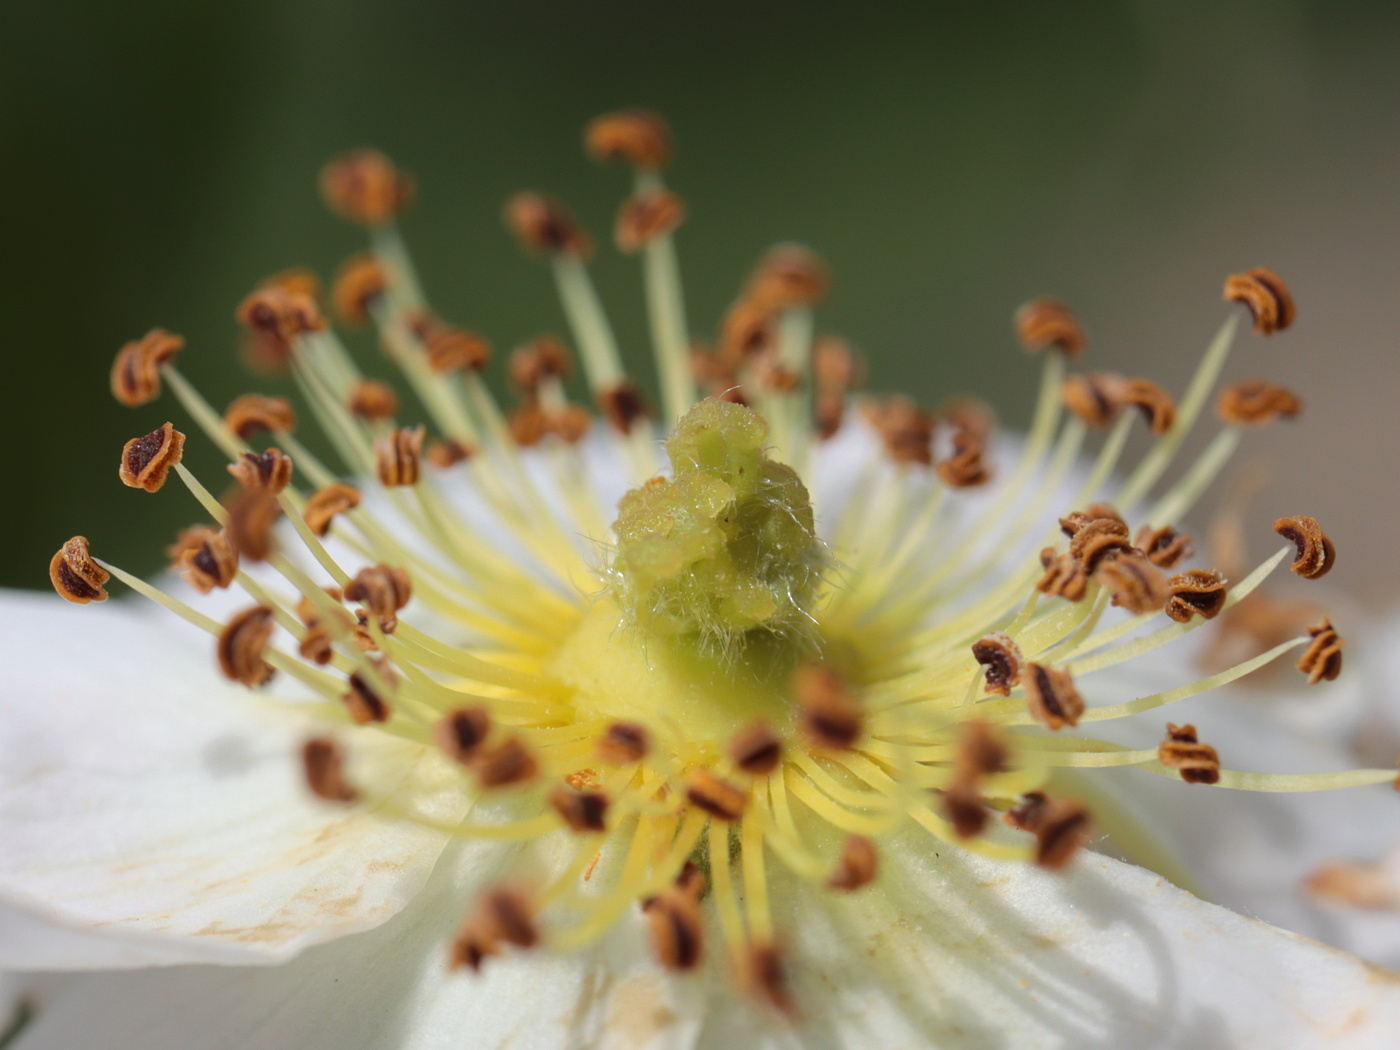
[3,0,1397,604]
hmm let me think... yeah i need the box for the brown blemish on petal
[49,536,110,604]
[1306,860,1400,910]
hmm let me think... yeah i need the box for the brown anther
[217,605,276,687]
[729,722,784,776]
[972,632,1024,697]
[427,438,474,469]
[753,354,801,394]
[1069,517,1133,574]
[1297,617,1344,684]
[935,428,991,488]
[508,336,573,392]
[224,394,296,441]
[745,943,795,1016]
[813,336,864,393]
[347,379,400,421]
[954,720,1010,781]
[1158,723,1221,784]
[793,661,864,749]
[375,426,425,487]
[224,486,281,563]
[1306,861,1400,910]
[598,721,650,764]
[1014,297,1085,358]
[170,526,238,593]
[504,192,591,257]
[1059,503,1126,538]
[1036,548,1089,602]
[449,922,499,972]
[227,449,294,494]
[828,835,879,892]
[565,769,600,790]
[110,328,183,407]
[1003,792,1092,869]
[585,109,672,170]
[719,298,776,368]
[343,660,394,724]
[301,737,357,803]
[331,254,388,326]
[1031,798,1092,870]
[1023,663,1085,731]
[1273,515,1335,580]
[1120,378,1177,435]
[552,407,593,445]
[616,190,686,252]
[118,422,185,493]
[815,390,844,440]
[673,860,706,900]
[598,380,651,435]
[344,564,411,633]
[864,395,936,466]
[303,482,361,537]
[644,889,705,970]
[296,588,354,665]
[944,779,990,838]
[436,705,492,766]
[1165,568,1229,623]
[320,149,414,228]
[475,737,539,789]
[1224,267,1295,335]
[506,403,548,446]
[478,888,539,949]
[1099,550,1169,615]
[236,286,327,349]
[261,267,322,301]
[1135,523,1193,570]
[1218,379,1302,426]
[548,785,609,832]
[1061,372,1125,427]
[49,536,109,604]
[685,768,747,821]
[1003,791,1050,833]
[420,322,491,375]
[747,245,830,310]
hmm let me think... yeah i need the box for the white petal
[9,849,704,1050]
[0,590,450,969]
[693,838,1400,1049]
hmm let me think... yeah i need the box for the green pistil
[611,398,825,649]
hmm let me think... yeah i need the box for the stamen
[548,785,609,832]
[598,722,650,764]
[1297,617,1344,683]
[615,190,685,252]
[794,662,864,750]
[1098,551,1168,614]
[644,887,705,970]
[427,438,473,468]
[1273,515,1336,579]
[374,426,425,486]
[1224,267,1295,335]
[827,834,879,891]
[745,943,796,1016]
[1023,663,1085,730]
[225,487,282,562]
[1135,523,1193,569]
[344,564,412,633]
[1157,723,1221,784]
[1061,371,1124,427]
[302,737,358,802]
[303,482,362,536]
[169,526,238,593]
[1218,379,1301,426]
[1164,568,1229,622]
[118,423,185,493]
[435,707,493,765]
[1004,792,1091,870]
[224,394,296,441]
[585,110,672,170]
[1014,297,1085,358]
[1120,377,1176,434]
[474,737,539,788]
[110,328,182,407]
[320,149,414,228]
[730,722,785,776]
[49,536,109,604]
[686,768,747,821]
[343,659,394,724]
[971,632,1024,697]
[216,605,277,687]
[332,254,389,326]
[348,379,400,421]
[227,449,294,494]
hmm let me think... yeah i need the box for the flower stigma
[50,110,1400,1015]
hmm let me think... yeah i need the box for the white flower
[4,112,1399,1047]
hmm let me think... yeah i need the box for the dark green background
[4,0,1398,604]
